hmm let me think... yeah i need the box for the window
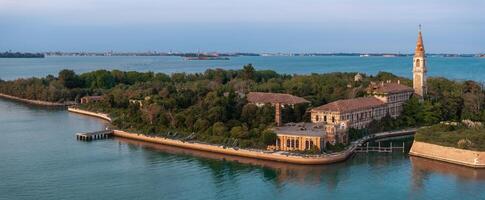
[332,116,335,123]
[315,115,319,122]
[295,140,299,148]
[305,141,310,150]
[287,139,290,147]
[324,115,327,122]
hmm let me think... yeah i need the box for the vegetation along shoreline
[67,107,416,165]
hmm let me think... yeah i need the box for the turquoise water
[1,56,485,81]
[1,99,485,200]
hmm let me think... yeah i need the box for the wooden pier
[355,141,406,153]
[76,130,113,141]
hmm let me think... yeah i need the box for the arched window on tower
[415,59,421,67]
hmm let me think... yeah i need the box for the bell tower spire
[413,25,427,99]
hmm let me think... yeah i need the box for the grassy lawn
[415,122,485,151]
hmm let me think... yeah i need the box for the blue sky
[0,0,484,53]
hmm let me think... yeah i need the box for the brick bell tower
[413,25,427,99]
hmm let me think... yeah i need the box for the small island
[0,51,45,58]
[0,61,483,165]
[182,53,230,60]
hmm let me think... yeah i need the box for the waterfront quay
[76,130,113,141]
[70,105,419,165]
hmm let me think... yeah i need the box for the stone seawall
[67,107,112,122]
[67,107,416,165]
[112,130,354,165]
[66,108,354,165]
[409,141,485,168]
[0,93,67,107]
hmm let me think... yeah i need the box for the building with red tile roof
[368,82,414,95]
[311,81,414,129]
[312,97,385,113]
[247,92,310,105]
[247,92,310,127]
[80,96,103,104]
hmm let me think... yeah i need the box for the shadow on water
[410,156,485,187]
[115,136,485,190]
[114,137,409,189]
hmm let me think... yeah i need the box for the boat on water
[184,56,230,60]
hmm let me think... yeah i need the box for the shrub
[261,130,277,145]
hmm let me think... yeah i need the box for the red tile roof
[369,83,414,94]
[311,97,385,113]
[82,96,103,100]
[247,92,310,105]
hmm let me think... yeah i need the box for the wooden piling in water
[76,130,113,142]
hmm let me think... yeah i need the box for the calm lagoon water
[1,56,485,81]
[1,99,485,200]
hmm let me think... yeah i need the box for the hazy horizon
[1,0,484,54]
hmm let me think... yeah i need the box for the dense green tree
[194,119,210,132]
[59,69,82,89]
[242,64,255,80]
[261,130,277,145]
[230,126,249,139]
[212,122,227,136]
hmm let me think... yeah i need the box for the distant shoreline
[0,52,44,58]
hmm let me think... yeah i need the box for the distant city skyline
[1,0,484,53]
